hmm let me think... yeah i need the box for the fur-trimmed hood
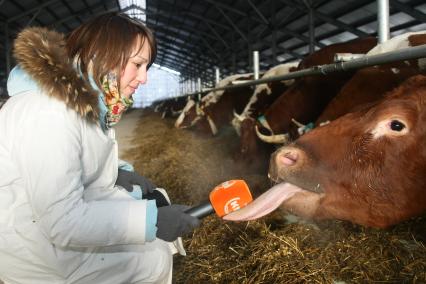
[10,27,99,121]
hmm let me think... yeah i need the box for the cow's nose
[276,147,302,167]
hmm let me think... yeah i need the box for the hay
[120,109,426,284]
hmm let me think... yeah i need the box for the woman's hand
[156,205,201,242]
[116,169,156,194]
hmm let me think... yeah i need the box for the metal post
[378,0,390,43]
[191,78,195,93]
[215,67,220,84]
[197,78,202,100]
[248,45,252,72]
[253,51,260,80]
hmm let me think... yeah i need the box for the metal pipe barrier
[181,44,426,97]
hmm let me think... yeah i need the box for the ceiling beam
[156,39,217,67]
[214,5,248,43]
[49,2,119,28]
[156,34,215,62]
[200,0,265,25]
[150,21,217,41]
[156,43,215,67]
[280,0,369,37]
[202,20,231,49]
[6,0,62,23]
[247,0,270,25]
[181,11,231,30]
[389,0,426,23]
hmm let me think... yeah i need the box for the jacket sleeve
[14,104,156,248]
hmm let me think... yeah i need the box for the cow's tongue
[223,182,304,221]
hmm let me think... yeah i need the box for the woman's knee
[147,240,173,281]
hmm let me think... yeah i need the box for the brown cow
[224,74,426,228]
[153,95,189,119]
[315,32,426,127]
[255,37,377,144]
[175,73,253,135]
[232,63,298,165]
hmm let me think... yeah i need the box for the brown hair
[66,12,157,90]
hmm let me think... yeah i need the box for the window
[134,64,181,107]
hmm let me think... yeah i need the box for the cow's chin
[223,182,322,221]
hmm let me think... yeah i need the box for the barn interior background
[1,0,426,283]
[0,0,425,103]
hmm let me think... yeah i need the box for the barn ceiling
[1,0,426,88]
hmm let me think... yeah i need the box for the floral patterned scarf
[101,72,133,129]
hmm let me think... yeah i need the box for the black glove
[144,190,170,207]
[116,169,156,194]
[157,205,201,242]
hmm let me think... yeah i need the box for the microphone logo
[221,180,236,189]
[224,197,241,214]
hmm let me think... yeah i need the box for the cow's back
[316,32,426,124]
[264,37,378,136]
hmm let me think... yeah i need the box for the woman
[0,12,199,283]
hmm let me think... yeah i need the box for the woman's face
[120,38,151,98]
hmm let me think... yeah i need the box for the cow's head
[238,118,257,155]
[225,75,426,228]
[232,110,246,136]
[232,64,298,136]
[232,117,275,173]
[174,99,203,128]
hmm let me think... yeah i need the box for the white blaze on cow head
[232,109,245,136]
[206,115,218,135]
[232,63,299,134]
[203,73,252,108]
[175,99,197,128]
[370,116,410,139]
[189,73,253,135]
[225,75,426,228]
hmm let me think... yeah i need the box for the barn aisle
[116,108,270,206]
[114,108,146,165]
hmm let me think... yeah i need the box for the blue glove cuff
[127,185,143,200]
[145,199,158,241]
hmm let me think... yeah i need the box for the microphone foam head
[209,180,252,217]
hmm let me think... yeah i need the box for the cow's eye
[390,120,405,131]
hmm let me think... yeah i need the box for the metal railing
[182,43,426,97]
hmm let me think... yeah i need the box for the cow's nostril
[278,150,299,166]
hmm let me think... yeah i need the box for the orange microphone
[185,180,253,219]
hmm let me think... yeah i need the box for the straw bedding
[120,109,426,284]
